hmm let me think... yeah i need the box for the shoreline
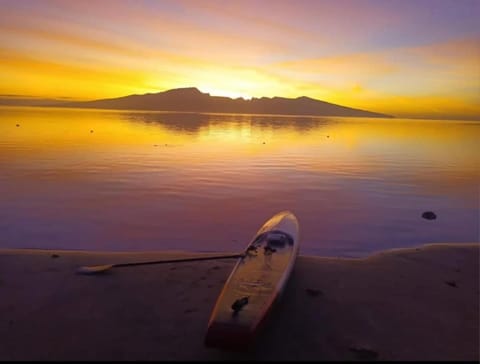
[1,241,477,258]
[1,242,478,360]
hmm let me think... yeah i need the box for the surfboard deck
[204,211,300,350]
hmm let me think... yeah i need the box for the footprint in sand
[349,346,379,360]
[305,288,323,297]
[183,308,198,314]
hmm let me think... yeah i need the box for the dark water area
[0,107,478,257]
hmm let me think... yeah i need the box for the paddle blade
[76,264,114,275]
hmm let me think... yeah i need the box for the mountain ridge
[57,87,394,118]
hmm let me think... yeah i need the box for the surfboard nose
[260,211,299,238]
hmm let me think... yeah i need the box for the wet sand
[0,243,478,360]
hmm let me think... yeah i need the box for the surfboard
[204,210,300,350]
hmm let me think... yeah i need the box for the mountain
[59,87,392,118]
[0,97,68,106]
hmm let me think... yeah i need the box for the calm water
[0,107,478,257]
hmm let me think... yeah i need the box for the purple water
[0,107,478,257]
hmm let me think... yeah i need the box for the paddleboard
[204,210,300,350]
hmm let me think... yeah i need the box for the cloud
[0,1,478,119]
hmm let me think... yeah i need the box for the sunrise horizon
[4,85,480,121]
[1,0,479,120]
[1,1,479,360]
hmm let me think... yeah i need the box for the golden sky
[0,0,479,119]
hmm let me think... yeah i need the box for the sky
[0,0,479,119]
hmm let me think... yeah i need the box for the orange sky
[0,0,479,120]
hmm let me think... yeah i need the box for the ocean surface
[0,106,478,257]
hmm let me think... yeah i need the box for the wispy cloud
[0,0,478,119]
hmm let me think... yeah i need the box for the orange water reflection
[0,107,478,256]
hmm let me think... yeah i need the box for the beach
[0,243,478,361]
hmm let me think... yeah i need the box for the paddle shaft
[112,253,244,268]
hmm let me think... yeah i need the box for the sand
[0,243,478,361]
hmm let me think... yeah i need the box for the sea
[0,106,478,257]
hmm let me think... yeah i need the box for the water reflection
[124,111,332,133]
[0,107,478,256]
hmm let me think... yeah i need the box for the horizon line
[1,88,479,121]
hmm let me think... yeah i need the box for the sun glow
[0,1,478,119]
[199,87,253,100]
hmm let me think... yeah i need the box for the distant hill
[0,97,67,106]
[58,87,392,118]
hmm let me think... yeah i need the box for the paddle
[76,253,244,275]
